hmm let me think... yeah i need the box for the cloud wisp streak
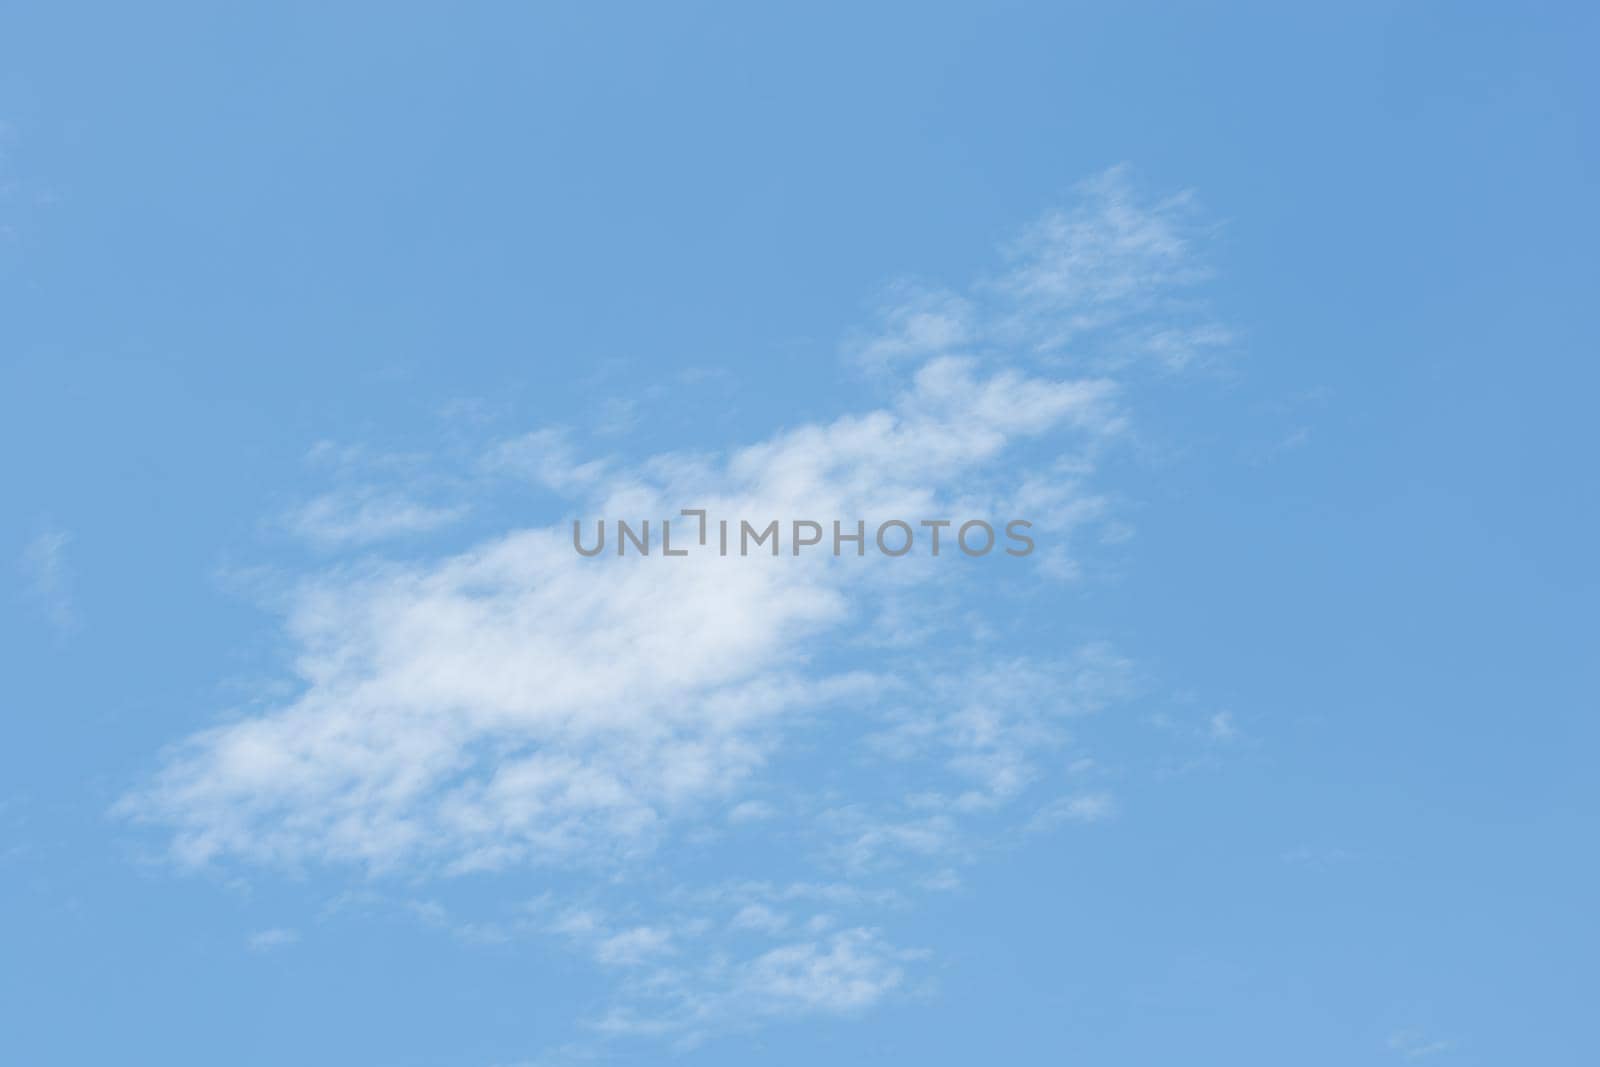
[19,527,76,634]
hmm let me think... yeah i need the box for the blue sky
[3,3,1597,1064]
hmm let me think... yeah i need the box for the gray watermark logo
[574,510,1034,558]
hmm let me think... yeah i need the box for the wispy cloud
[122,168,1228,1049]
[1388,1030,1455,1060]
[1028,792,1117,831]
[19,527,76,634]
[286,489,465,547]
[846,283,974,373]
[990,165,1229,372]
[246,927,299,952]
[1281,844,1352,869]
[125,353,1121,876]
[576,919,914,1044]
[849,165,1228,376]
[484,428,609,492]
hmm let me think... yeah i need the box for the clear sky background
[2,3,1597,1065]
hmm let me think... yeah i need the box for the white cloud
[246,927,299,952]
[1388,1030,1454,1060]
[19,527,75,633]
[847,284,973,372]
[845,168,1226,378]
[486,428,609,492]
[867,647,1133,814]
[583,927,913,1045]
[729,903,789,933]
[124,354,1118,876]
[739,928,906,1014]
[1280,844,1352,869]
[122,168,1226,1047]
[1029,792,1117,830]
[988,164,1228,372]
[726,800,776,824]
[593,925,675,967]
[287,489,465,547]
